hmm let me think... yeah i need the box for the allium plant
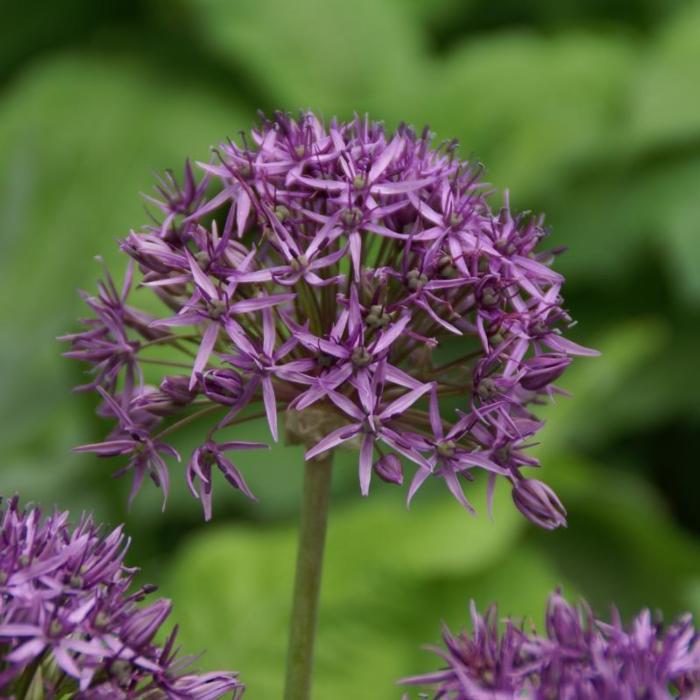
[0,496,242,699]
[62,111,597,699]
[402,591,700,699]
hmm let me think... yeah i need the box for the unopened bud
[520,354,571,391]
[373,455,404,485]
[512,479,566,530]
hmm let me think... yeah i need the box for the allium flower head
[63,111,597,523]
[0,496,243,699]
[401,591,700,699]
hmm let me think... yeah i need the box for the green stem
[283,453,334,700]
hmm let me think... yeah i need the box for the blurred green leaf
[419,0,686,41]
[530,456,700,620]
[631,0,700,149]
[165,523,294,696]
[426,544,571,634]
[398,0,468,23]
[325,476,522,581]
[418,31,635,200]
[0,1,113,78]
[533,318,667,456]
[545,155,700,302]
[182,0,425,117]
[666,180,700,303]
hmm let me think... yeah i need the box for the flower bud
[121,599,172,648]
[160,375,197,404]
[511,478,566,529]
[373,454,404,485]
[520,354,571,391]
[201,369,244,405]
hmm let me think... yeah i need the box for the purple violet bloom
[64,111,597,524]
[0,496,243,699]
[74,388,180,510]
[401,590,700,699]
[187,440,267,521]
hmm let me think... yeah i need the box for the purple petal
[327,390,364,420]
[379,382,432,420]
[371,176,435,195]
[443,468,476,514]
[54,644,82,679]
[228,293,295,314]
[236,189,252,237]
[372,314,411,355]
[262,307,276,357]
[190,323,218,389]
[349,231,362,280]
[544,334,601,357]
[407,467,432,505]
[370,136,404,182]
[359,433,374,496]
[217,440,268,451]
[428,389,443,439]
[305,424,361,461]
[454,451,508,474]
[185,250,218,300]
[6,638,46,663]
[262,376,278,442]
[215,455,257,500]
[223,318,257,356]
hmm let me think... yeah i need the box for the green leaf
[544,154,700,302]
[418,31,636,199]
[532,318,667,458]
[181,0,425,117]
[324,476,523,581]
[630,0,700,149]
[529,456,700,620]
[391,0,471,28]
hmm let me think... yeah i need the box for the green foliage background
[1,1,699,696]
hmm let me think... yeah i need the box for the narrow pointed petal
[358,433,374,496]
[262,376,278,442]
[380,382,433,420]
[190,322,218,389]
[305,424,361,461]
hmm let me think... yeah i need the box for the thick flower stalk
[63,111,596,525]
[0,496,243,699]
[401,591,700,699]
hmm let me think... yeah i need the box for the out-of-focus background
[1,0,699,696]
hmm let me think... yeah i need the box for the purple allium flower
[401,591,700,699]
[0,496,243,699]
[63,111,597,524]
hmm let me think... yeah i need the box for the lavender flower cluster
[63,111,596,523]
[0,496,242,699]
[402,591,700,699]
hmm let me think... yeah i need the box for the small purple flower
[64,112,597,524]
[74,387,180,510]
[187,440,267,521]
[401,591,700,699]
[0,496,243,698]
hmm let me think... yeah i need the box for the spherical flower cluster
[0,496,243,699]
[401,591,700,699]
[63,111,596,523]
